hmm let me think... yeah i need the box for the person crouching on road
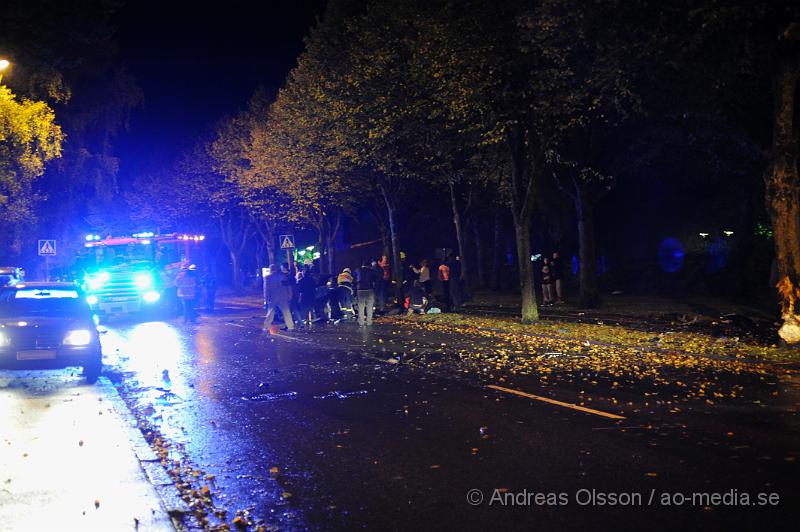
[263,264,295,331]
[175,264,200,324]
[406,280,429,315]
[356,262,379,326]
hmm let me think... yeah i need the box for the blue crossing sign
[38,239,57,256]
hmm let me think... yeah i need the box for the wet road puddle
[241,389,370,401]
[313,390,369,400]
[242,391,299,401]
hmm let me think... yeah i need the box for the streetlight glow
[0,59,9,71]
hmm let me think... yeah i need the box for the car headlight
[135,273,153,290]
[0,331,9,347]
[64,329,93,346]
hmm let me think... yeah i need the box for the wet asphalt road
[99,306,800,531]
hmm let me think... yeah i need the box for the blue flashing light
[657,238,685,273]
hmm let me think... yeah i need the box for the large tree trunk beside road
[219,211,252,295]
[380,183,403,303]
[766,45,800,344]
[507,125,539,323]
[449,179,469,283]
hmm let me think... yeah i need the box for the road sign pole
[45,256,50,281]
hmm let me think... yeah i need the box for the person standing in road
[378,255,391,304]
[372,259,386,313]
[202,270,216,312]
[175,264,200,324]
[449,255,463,312]
[411,259,431,295]
[356,262,379,326]
[297,266,317,327]
[438,259,451,311]
[263,264,295,331]
[541,257,554,306]
[551,251,565,304]
[336,267,355,318]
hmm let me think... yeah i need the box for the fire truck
[78,232,205,317]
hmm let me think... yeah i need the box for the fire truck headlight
[143,291,161,303]
[135,273,153,290]
[88,271,109,291]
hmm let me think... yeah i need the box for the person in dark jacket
[356,262,379,326]
[202,270,216,312]
[372,259,386,313]
[551,251,564,303]
[449,255,463,311]
[175,264,199,324]
[297,266,317,326]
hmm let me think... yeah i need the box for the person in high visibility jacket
[175,264,199,324]
[336,268,354,317]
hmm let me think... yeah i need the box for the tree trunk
[472,218,486,288]
[507,125,539,322]
[490,211,501,290]
[380,183,403,303]
[575,191,600,308]
[254,219,276,266]
[327,211,342,275]
[766,52,800,344]
[513,217,538,322]
[449,179,469,283]
[229,249,242,295]
[265,235,275,267]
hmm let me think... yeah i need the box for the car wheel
[83,359,102,384]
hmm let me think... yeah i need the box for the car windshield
[0,288,90,318]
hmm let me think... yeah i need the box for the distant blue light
[705,237,728,273]
[571,255,579,276]
[657,238,685,273]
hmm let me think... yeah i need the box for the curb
[97,377,195,530]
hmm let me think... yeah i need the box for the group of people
[540,251,564,305]
[263,257,392,331]
[407,255,463,313]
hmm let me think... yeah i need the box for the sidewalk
[217,286,782,344]
[0,373,174,531]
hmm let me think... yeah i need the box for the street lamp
[0,59,9,84]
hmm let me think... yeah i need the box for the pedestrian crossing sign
[279,234,295,249]
[38,239,56,256]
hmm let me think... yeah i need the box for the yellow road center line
[487,384,626,420]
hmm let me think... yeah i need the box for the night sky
[113,0,326,188]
